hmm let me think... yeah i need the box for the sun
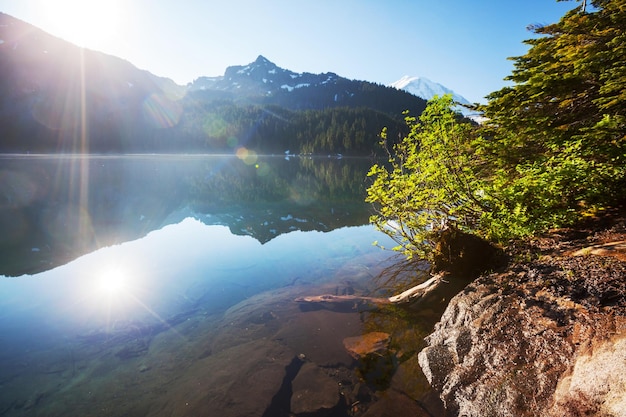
[40,0,124,48]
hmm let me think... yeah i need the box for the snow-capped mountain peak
[184,55,425,116]
[224,55,288,79]
[389,75,482,119]
[188,55,341,96]
[389,75,470,105]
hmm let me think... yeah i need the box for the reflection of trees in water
[0,156,196,276]
[1,156,378,275]
[190,157,290,207]
[297,157,374,200]
[190,156,375,208]
[189,156,375,217]
[187,156,377,243]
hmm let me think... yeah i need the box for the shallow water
[0,155,445,416]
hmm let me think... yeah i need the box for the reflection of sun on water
[88,264,174,335]
[92,266,135,326]
[97,267,129,297]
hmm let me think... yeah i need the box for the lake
[0,155,452,416]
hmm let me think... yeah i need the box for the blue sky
[0,0,577,103]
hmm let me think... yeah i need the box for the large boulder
[550,335,626,416]
[418,247,626,416]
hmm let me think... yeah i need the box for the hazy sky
[0,0,577,103]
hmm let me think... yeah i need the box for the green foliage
[367,1,626,261]
[366,95,486,260]
[482,0,626,208]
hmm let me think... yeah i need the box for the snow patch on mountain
[390,76,470,105]
[389,75,481,119]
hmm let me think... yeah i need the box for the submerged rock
[343,332,390,360]
[290,362,340,415]
[344,332,396,390]
[361,389,433,417]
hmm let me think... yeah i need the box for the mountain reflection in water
[0,155,373,276]
[0,155,443,416]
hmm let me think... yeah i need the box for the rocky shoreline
[419,210,626,416]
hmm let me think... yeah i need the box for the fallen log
[294,274,445,307]
[294,293,390,305]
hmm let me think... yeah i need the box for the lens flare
[255,161,271,176]
[236,147,258,165]
[141,93,182,128]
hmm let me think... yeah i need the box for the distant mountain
[188,55,426,116]
[0,12,185,153]
[389,75,480,118]
[0,13,423,155]
[390,75,471,105]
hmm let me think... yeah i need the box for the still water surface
[0,155,443,416]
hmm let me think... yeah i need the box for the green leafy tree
[366,95,486,260]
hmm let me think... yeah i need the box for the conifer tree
[482,0,625,220]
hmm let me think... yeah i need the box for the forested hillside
[0,15,423,155]
[169,100,406,155]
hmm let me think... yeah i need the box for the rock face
[418,224,626,417]
[551,335,626,416]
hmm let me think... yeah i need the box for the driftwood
[294,274,445,307]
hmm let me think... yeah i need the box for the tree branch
[294,274,445,307]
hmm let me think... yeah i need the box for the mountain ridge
[187,54,426,116]
[0,13,424,155]
[188,54,340,100]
